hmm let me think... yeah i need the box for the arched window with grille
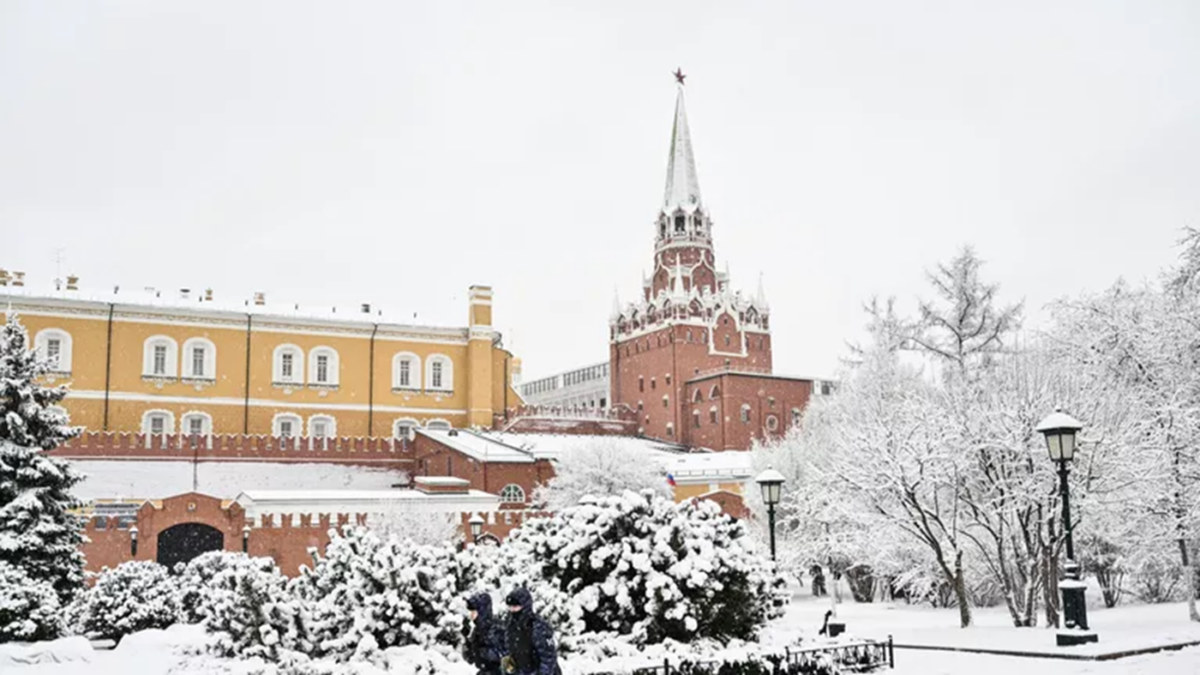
[499,484,526,504]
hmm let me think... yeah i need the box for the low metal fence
[625,636,894,675]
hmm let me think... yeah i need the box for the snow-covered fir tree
[0,313,86,613]
[71,560,181,642]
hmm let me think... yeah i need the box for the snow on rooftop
[417,429,535,463]
[67,460,405,501]
[413,476,471,486]
[235,488,500,516]
[0,284,464,333]
[665,451,754,481]
[481,431,685,462]
[478,431,752,483]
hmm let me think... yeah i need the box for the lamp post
[755,468,785,562]
[468,513,485,544]
[1036,408,1098,647]
[129,525,138,557]
[242,524,251,554]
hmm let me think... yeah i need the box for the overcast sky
[3,1,1198,380]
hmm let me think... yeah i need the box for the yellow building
[1,274,521,438]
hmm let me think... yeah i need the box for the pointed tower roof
[755,273,770,311]
[662,85,702,215]
[610,287,622,320]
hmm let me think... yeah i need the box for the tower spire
[662,80,702,215]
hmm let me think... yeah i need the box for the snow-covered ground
[69,460,405,500]
[776,590,1200,674]
[6,585,1200,675]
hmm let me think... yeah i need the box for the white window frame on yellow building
[142,409,175,435]
[181,337,217,382]
[273,344,305,386]
[272,412,303,438]
[308,346,339,388]
[393,417,419,440]
[34,328,73,374]
[426,354,452,392]
[308,414,336,440]
[392,352,421,391]
[181,411,213,437]
[142,336,179,379]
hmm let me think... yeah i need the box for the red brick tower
[609,79,803,450]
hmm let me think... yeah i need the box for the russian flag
[666,473,677,487]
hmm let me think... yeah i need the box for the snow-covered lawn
[8,598,1200,675]
[773,591,1200,674]
[780,592,1200,656]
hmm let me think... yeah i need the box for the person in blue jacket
[501,588,559,675]
[465,593,505,675]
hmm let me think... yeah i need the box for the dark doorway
[156,523,224,570]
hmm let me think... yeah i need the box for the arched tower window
[500,484,526,504]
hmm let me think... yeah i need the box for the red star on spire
[673,68,686,86]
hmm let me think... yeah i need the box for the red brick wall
[411,433,556,504]
[683,373,812,450]
[610,320,780,447]
[79,493,541,578]
[53,432,414,468]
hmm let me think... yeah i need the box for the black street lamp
[129,525,138,557]
[1036,408,1098,647]
[242,524,251,554]
[468,513,485,544]
[755,468,785,561]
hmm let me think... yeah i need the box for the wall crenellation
[53,431,416,465]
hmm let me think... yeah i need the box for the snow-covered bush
[481,490,784,648]
[0,560,63,642]
[72,561,180,642]
[292,527,472,660]
[204,553,307,661]
[177,551,281,624]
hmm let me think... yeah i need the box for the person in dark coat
[465,593,505,675]
[501,588,559,675]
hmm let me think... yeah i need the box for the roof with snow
[234,488,499,516]
[475,431,751,484]
[479,431,685,462]
[416,428,536,463]
[665,451,754,484]
[66,460,406,501]
[1,285,470,337]
[662,86,702,215]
